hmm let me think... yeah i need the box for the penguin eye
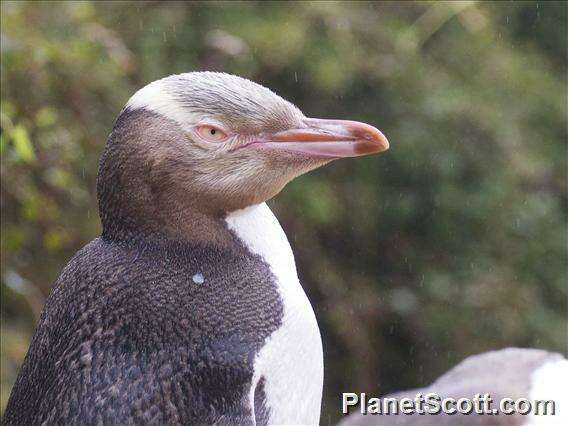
[196,125,228,142]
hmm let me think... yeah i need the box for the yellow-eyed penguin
[4,72,389,425]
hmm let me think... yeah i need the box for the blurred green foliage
[1,1,566,422]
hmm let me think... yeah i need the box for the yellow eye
[196,125,228,142]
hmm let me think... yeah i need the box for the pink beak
[254,117,389,158]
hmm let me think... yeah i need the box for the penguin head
[99,72,388,221]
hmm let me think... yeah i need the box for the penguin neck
[99,182,240,249]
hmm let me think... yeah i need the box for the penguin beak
[256,118,389,158]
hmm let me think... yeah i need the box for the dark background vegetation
[1,1,567,422]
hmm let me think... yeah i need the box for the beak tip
[379,135,389,152]
[363,127,389,153]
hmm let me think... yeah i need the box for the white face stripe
[225,203,323,425]
[125,78,203,130]
[123,72,304,134]
[526,356,568,425]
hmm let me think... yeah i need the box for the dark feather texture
[5,235,282,425]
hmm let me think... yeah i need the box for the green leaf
[11,125,36,163]
[35,108,57,128]
[0,133,6,156]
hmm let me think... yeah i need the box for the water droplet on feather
[192,273,205,284]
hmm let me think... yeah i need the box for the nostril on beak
[364,132,376,141]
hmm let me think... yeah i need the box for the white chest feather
[226,203,323,425]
